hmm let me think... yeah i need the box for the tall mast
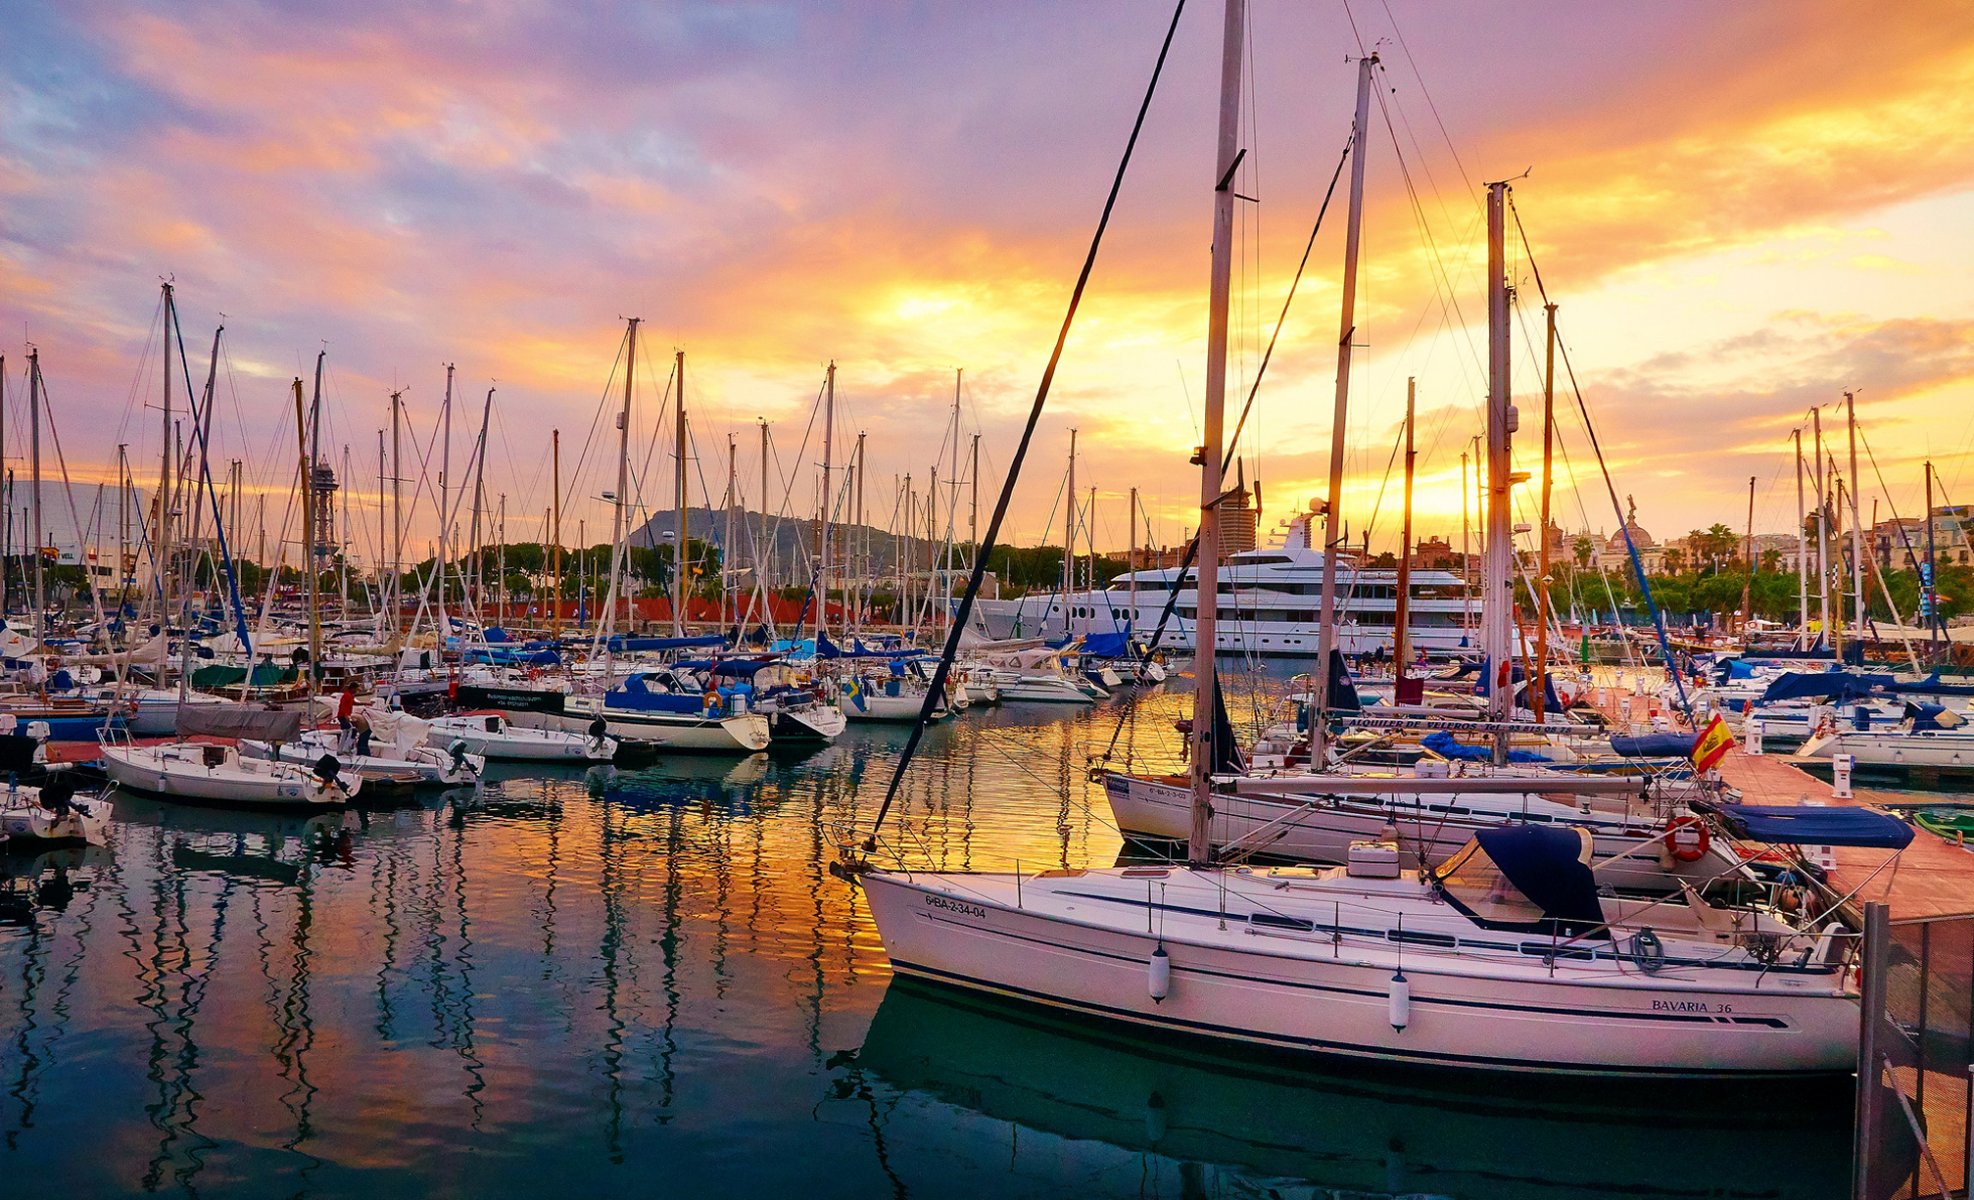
[1533,301,1557,721]
[758,419,771,617]
[1063,429,1076,627]
[1813,406,1830,647]
[1794,428,1808,648]
[1311,51,1377,761]
[496,492,506,626]
[390,390,404,634]
[605,319,637,650]
[1396,379,1417,695]
[1845,390,1864,642]
[115,442,127,611]
[550,428,561,638]
[437,364,454,634]
[724,434,737,627]
[1186,0,1243,865]
[159,284,173,617]
[1926,461,1941,645]
[28,350,45,626]
[1482,180,1515,763]
[856,430,868,632]
[1740,474,1756,630]
[1128,487,1140,641]
[1460,448,1471,639]
[820,360,835,637]
[469,386,495,619]
[672,348,687,637]
[294,378,318,698]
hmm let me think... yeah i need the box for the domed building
[1594,496,1667,574]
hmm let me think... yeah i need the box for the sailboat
[848,8,1880,1077]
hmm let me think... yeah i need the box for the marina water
[0,688,1849,1198]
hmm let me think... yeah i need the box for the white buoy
[1833,753,1855,800]
[1388,972,1410,1031]
[1148,947,1171,1003]
[1747,718,1764,757]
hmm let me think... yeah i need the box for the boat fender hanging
[1388,971,1410,1032]
[1665,815,1710,864]
[1148,946,1171,1003]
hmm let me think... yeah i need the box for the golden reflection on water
[0,684,1851,1199]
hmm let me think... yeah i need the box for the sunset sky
[4,0,1974,568]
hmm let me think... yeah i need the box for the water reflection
[0,690,1849,1198]
[853,980,1849,1199]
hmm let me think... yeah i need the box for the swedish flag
[843,677,867,712]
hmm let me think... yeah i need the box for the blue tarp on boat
[605,634,727,654]
[1758,672,1896,704]
[1472,826,1605,935]
[1609,732,1693,758]
[1711,803,1913,849]
[1420,730,1550,763]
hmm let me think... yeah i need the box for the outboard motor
[447,739,481,785]
[312,754,344,795]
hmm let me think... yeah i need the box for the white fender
[1388,972,1410,1032]
[1148,946,1171,1003]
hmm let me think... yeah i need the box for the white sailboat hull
[530,700,771,753]
[100,742,357,809]
[424,715,616,762]
[858,867,1857,1078]
[1798,729,1974,770]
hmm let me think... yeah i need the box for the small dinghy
[425,712,617,762]
[0,773,110,848]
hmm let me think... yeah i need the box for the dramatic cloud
[1,0,1971,565]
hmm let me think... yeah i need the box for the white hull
[100,742,358,809]
[1798,729,1974,770]
[532,699,771,753]
[1102,772,1738,893]
[837,692,952,723]
[0,790,109,846]
[858,866,1856,1077]
[241,731,486,787]
[425,715,616,762]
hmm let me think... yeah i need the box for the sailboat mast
[1740,474,1756,630]
[673,349,687,637]
[437,364,454,634]
[1812,406,1830,649]
[550,428,561,637]
[606,319,637,649]
[390,390,404,634]
[724,434,737,627]
[1534,302,1557,721]
[820,360,835,636]
[1845,390,1864,643]
[294,378,319,698]
[28,350,44,626]
[856,430,868,632]
[1395,380,1416,692]
[1186,0,1244,865]
[1063,429,1076,629]
[159,285,173,617]
[1482,181,1515,763]
[1311,51,1377,761]
[1128,486,1140,641]
[1926,461,1940,645]
[1793,429,1808,647]
[758,419,771,617]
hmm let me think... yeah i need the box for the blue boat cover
[1759,671,1896,704]
[1474,826,1605,935]
[1420,730,1551,763]
[1609,732,1692,758]
[1712,803,1912,849]
[1905,701,1967,732]
[676,656,778,678]
[605,634,727,653]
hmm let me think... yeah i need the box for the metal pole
[1483,181,1515,762]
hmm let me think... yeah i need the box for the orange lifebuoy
[1665,814,1711,864]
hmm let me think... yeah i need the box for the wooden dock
[1593,673,1974,920]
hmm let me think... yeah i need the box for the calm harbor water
[0,686,1850,1199]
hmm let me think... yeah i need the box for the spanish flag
[1690,713,1734,772]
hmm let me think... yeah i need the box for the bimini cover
[1758,671,1895,704]
[1440,825,1605,936]
[1906,701,1968,732]
[1608,732,1692,758]
[1712,803,1913,850]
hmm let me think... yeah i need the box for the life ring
[1665,814,1711,863]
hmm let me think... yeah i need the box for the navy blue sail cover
[1712,804,1913,849]
[1758,671,1895,704]
[1474,825,1606,934]
[1608,732,1692,757]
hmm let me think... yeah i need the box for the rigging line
[865,0,1188,841]
[1375,0,1477,196]
[1374,76,1488,389]
[1223,132,1352,461]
